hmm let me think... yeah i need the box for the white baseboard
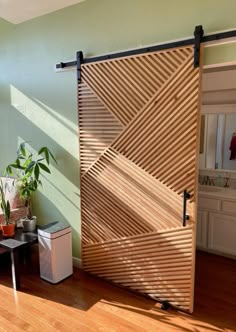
[73,256,82,268]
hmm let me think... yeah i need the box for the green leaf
[26,161,36,171]
[38,147,46,155]
[33,180,38,190]
[5,166,13,175]
[10,163,25,170]
[45,149,49,165]
[38,147,49,164]
[26,168,33,177]
[34,164,40,181]
[20,143,26,157]
[17,142,26,157]
[6,200,10,220]
[22,188,31,198]
[48,149,57,164]
[38,147,57,165]
[38,162,51,173]
[23,156,32,168]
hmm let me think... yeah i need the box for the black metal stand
[0,230,38,290]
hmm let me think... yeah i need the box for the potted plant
[0,179,15,237]
[5,142,57,232]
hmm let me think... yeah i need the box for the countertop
[198,185,236,200]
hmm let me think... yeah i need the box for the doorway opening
[195,60,236,322]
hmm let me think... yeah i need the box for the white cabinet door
[209,213,236,256]
[197,210,208,249]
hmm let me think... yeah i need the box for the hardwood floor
[0,248,235,331]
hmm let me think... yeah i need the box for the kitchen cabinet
[208,213,236,256]
[196,210,208,249]
[197,187,236,258]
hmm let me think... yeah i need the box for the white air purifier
[38,222,73,283]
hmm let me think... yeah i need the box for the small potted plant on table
[6,143,56,232]
[0,179,15,237]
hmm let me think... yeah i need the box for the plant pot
[22,216,37,232]
[1,223,15,237]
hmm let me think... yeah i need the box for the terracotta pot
[1,223,15,237]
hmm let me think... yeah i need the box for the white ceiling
[0,0,85,24]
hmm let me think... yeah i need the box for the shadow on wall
[2,84,81,257]
[10,84,79,185]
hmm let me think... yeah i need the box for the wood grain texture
[81,148,186,243]
[78,82,123,173]
[83,227,193,311]
[79,45,201,312]
[112,51,200,197]
[0,250,235,332]
[81,47,190,126]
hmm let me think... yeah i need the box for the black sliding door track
[56,28,236,69]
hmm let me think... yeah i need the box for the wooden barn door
[78,45,202,313]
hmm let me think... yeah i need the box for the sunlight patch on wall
[17,136,80,207]
[11,85,78,158]
[34,98,78,134]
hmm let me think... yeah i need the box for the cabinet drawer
[222,200,236,214]
[198,197,221,211]
[208,213,236,256]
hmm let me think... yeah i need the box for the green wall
[1,0,236,258]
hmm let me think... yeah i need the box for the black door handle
[183,190,191,227]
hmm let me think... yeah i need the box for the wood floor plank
[0,248,235,331]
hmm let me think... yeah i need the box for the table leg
[18,248,25,264]
[10,251,20,290]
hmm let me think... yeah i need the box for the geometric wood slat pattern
[82,47,193,126]
[81,148,185,244]
[112,51,200,198]
[79,45,202,313]
[78,82,123,173]
[83,227,193,312]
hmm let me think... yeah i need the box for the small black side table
[0,229,38,290]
